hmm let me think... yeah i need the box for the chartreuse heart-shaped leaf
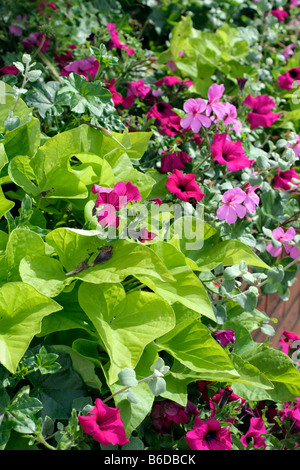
[0,282,62,373]
[135,241,215,321]
[78,282,176,385]
[155,303,239,382]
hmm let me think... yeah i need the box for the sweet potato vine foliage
[0,0,300,452]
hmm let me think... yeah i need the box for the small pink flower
[154,76,193,88]
[278,67,300,90]
[180,98,212,133]
[166,169,205,202]
[206,83,228,121]
[286,135,300,158]
[270,9,289,22]
[243,183,260,214]
[211,134,253,172]
[186,417,232,450]
[243,94,281,129]
[240,417,267,449]
[273,168,299,191]
[78,398,129,446]
[216,188,247,225]
[106,23,135,56]
[147,102,182,137]
[129,227,157,243]
[122,79,151,108]
[221,103,243,133]
[60,57,99,80]
[103,78,123,106]
[22,32,50,52]
[266,226,300,259]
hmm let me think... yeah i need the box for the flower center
[178,184,186,192]
[289,69,298,79]
[205,430,217,442]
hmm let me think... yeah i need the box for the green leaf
[147,377,166,396]
[0,282,63,373]
[78,283,176,384]
[196,239,271,271]
[135,241,215,321]
[0,186,14,219]
[156,304,239,382]
[118,368,138,387]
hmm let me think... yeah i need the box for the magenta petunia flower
[160,150,192,173]
[266,226,300,259]
[147,102,182,136]
[240,417,267,449]
[92,181,142,227]
[215,329,236,347]
[106,23,135,56]
[122,79,151,108]
[273,168,299,190]
[22,32,50,52]
[60,57,99,80]
[129,227,157,243]
[279,399,300,430]
[186,417,232,450]
[180,98,212,133]
[210,134,253,172]
[78,398,129,446]
[278,67,300,90]
[103,78,123,106]
[243,183,260,213]
[9,24,23,36]
[216,188,247,225]
[0,64,19,76]
[166,169,205,202]
[270,9,289,22]
[243,94,281,129]
[279,330,300,355]
[154,76,193,88]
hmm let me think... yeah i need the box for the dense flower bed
[0,0,300,451]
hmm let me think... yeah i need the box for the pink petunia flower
[210,134,253,172]
[22,32,50,52]
[106,23,135,56]
[9,24,23,36]
[60,57,99,80]
[103,78,123,106]
[216,188,247,225]
[243,183,260,213]
[279,330,300,355]
[240,417,267,449]
[92,181,142,227]
[180,98,212,133]
[128,227,157,243]
[147,102,182,136]
[278,67,300,90]
[154,75,193,88]
[243,94,281,129]
[122,79,151,108]
[78,398,129,446]
[160,150,192,173]
[270,9,289,22]
[166,169,205,202]
[266,226,300,259]
[215,329,236,347]
[273,168,299,190]
[186,417,232,450]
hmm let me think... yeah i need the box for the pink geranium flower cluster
[180,84,243,134]
[217,186,260,225]
[266,227,300,259]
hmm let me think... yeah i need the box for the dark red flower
[160,150,192,173]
